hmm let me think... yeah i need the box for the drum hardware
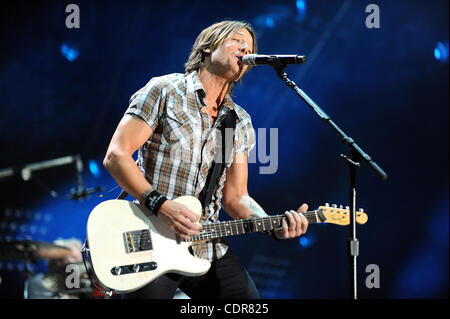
[0,239,93,298]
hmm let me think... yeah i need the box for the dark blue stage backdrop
[0,0,448,299]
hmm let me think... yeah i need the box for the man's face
[206,28,254,81]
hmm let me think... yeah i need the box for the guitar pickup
[123,229,152,253]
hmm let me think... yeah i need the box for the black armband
[144,190,168,216]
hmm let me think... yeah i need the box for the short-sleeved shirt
[124,71,256,261]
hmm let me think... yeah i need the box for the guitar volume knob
[112,266,122,276]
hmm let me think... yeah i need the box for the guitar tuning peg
[345,206,349,210]
[358,208,364,212]
[325,203,329,207]
[332,204,337,208]
[339,205,343,209]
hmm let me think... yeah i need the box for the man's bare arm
[103,114,154,201]
[103,114,201,240]
[222,153,308,239]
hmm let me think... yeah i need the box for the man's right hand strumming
[158,200,202,241]
[103,115,202,241]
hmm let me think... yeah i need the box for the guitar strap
[197,110,237,262]
[197,109,237,213]
[116,189,128,200]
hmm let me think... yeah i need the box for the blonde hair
[185,20,258,92]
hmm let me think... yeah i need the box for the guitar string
[126,207,355,244]
[132,211,319,237]
[131,216,318,242]
[129,210,320,237]
[137,210,358,243]
[127,211,323,243]
[190,214,318,240]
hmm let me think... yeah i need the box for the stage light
[88,159,101,178]
[253,5,291,30]
[60,43,79,62]
[299,235,314,248]
[9,222,17,231]
[29,225,37,234]
[434,41,449,63]
[254,14,276,29]
[295,0,307,23]
[265,16,275,29]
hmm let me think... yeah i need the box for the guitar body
[83,195,368,295]
[84,196,210,294]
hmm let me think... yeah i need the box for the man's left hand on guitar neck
[272,203,309,240]
[222,153,309,240]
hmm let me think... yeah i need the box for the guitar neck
[190,210,324,242]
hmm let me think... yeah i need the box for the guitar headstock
[317,204,368,225]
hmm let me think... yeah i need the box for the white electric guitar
[82,196,368,295]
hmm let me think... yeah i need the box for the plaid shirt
[125,71,256,261]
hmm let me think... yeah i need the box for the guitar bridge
[123,229,152,253]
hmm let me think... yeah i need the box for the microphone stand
[270,60,387,299]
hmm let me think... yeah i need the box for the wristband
[144,190,168,216]
[140,188,154,205]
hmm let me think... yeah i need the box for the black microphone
[241,54,306,66]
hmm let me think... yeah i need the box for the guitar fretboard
[189,210,324,242]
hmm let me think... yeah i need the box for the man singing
[103,20,309,299]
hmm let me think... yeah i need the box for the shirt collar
[186,70,237,114]
[186,70,204,94]
[221,94,236,112]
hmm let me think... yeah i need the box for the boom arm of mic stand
[271,62,388,180]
